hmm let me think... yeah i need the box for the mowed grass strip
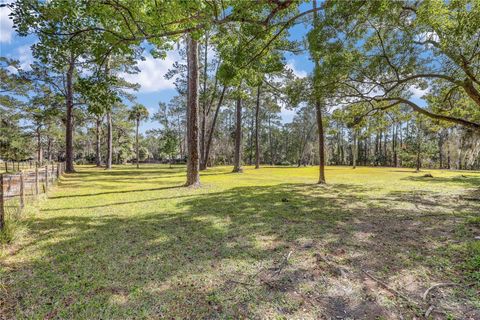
[1,165,479,319]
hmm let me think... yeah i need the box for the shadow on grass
[4,179,479,319]
[48,185,183,200]
[401,175,480,188]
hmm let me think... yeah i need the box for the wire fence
[0,162,65,231]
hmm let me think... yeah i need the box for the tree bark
[36,125,42,164]
[313,0,326,184]
[268,115,274,165]
[200,33,209,168]
[315,100,326,183]
[255,84,261,169]
[95,116,102,167]
[232,96,243,173]
[185,34,200,186]
[416,126,422,172]
[65,55,75,173]
[352,129,357,169]
[47,137,52,162]
[202,86,226,170]
[136,118,140,169]
[438,131,444,169]
[106,112,112,170]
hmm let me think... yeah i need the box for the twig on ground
[272,250,293,275]
[361,269,419,307]
[424,305,435,318]
[422,282,463,301]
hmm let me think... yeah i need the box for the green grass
[1,165,479,319]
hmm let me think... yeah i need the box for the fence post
[20,171,25,209]
[35,164,39,195]
[45,165,49,191]
[0,174,4,231]
[4,162,7,173]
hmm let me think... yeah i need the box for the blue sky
[0,3,315,134]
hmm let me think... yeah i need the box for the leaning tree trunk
[185,34,200,186]
[106,112,113,170]
[255,85,261,169]
[202,86,226,170]
[232,96,243,173]
[95,116,102,167]
[135,118,140,169]
[65,56,75,173]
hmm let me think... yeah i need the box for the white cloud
[17,45,33,70]
[0,5,13,43]
[122,50,181,93]
[286,59,307,78]
[410,85,429,99]
[279,100,297,123]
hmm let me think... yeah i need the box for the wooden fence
[0,162,65,231]
[1,160,48,173]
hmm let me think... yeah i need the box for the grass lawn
[1,165,479,319]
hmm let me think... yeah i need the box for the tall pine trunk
[313,0,326,184]
[36,126,42,164]
[352,130,357,169]
[136,118,140,169]
[95,116,102,167]
[255,84,261,169]
[268,115,274,165]
[106,112,112,170]
[416,127,422,172]
[65,56,75,173]
[200,33,209,168]
[315,101,326,183]
[232,96,243,173]
[185,34,200,186]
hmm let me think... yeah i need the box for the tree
[322,0,480,130]
[160,129,179,168]
[128,104,150,169]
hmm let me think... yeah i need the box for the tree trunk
[438,131,444,169]
[47,137,52,162]
[232,96,243,173]
[36,126,42,164]
[95,116,102,166]
[352,130,357,169]
[106,112,113,170]
[185,34,200,186]
[313,0,326,184]
[446,129,451,169]
[202,86,226,170]
[255,84,261,169]
[268,115,274,165]
[65,56,75,173]
[416,127,421,172]
[136,118,140,169]
[248,110,254,165]
[200,33,209,168]
[392,123,398,167]
[315,101,326,184]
